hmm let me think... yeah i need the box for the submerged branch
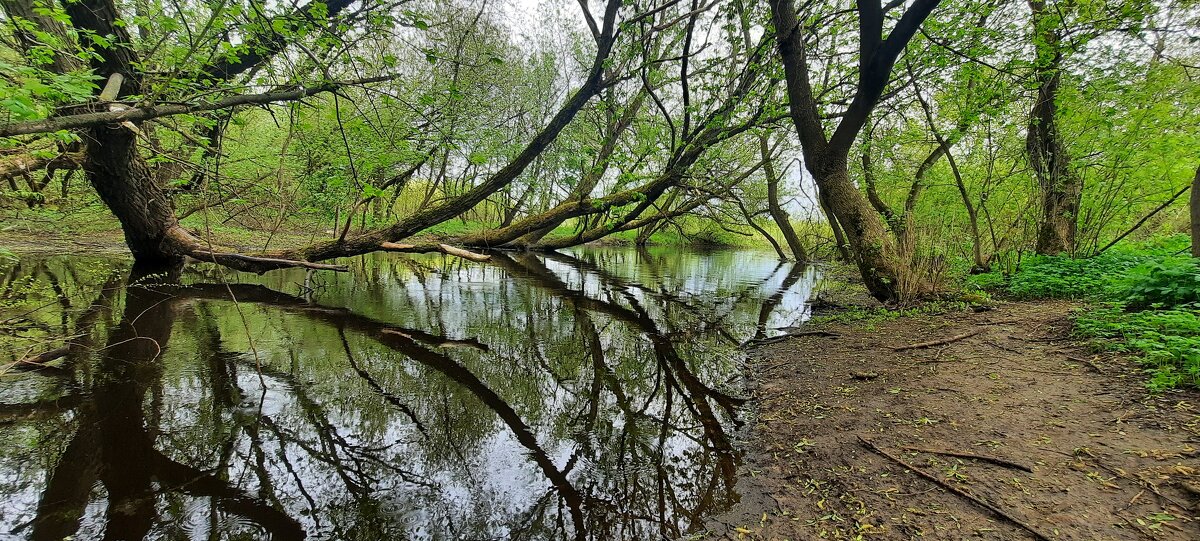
[379,242,491,262]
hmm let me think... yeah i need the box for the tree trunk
[944,142,988,272]
[768,0,938,302]
[817,187,852,262]
[760,134,807,261]
[737,200,789,261]
[0,0,84,74]
[1027,0,1080,255]
[63,0,191,268]
[83,124,192,268]
[812,161,899,301]
[1191,164,1199,258]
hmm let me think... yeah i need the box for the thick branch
[828,0,943,152]
[196,0,358,83]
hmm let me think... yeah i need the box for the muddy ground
[719,301,1200,540]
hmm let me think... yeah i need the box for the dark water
[0,247,816,540]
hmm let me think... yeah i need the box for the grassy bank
[796,235,1198,391]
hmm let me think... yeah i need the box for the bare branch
[0,75,401,137]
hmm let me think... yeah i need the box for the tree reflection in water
[0,248,816,540]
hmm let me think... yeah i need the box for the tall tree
[1026,0,1081,255]
[768,0,942,301]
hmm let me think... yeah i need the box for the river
[0,247,816,540]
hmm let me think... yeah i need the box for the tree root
[899,444,1034,473]
[894,329,982,351]
[858,435,1053,541]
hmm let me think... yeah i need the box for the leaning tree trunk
[811,160,899,301]
[760,134,808,261]
[1027,0,1081,255]
[84,122,196,268]
[63,0,192,268]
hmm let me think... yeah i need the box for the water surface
[0,247,815,540]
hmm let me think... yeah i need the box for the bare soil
[721,301,1200,540]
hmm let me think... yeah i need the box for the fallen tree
[0,0,628,273]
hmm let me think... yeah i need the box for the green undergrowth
[972,235,1199,391]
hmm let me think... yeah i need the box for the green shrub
[1005,253,1140,300]
[1123,258,1200,310]
[1075,304,1200,391]
[964,270,1006,292]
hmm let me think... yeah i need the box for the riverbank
[723,300,1200,540]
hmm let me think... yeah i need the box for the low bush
[1005,252,1146,300]
[1122,258,1200,310]
[1075,304,1200,391]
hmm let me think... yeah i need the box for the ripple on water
[181,498,270,540]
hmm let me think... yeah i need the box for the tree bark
[83,123,192,267]
[813,161,899,300]
[1027,0,1081,255]
[0,0,83,74]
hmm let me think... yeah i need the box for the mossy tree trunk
[1027,0,1081,256]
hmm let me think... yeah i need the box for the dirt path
[722,301,1200,540]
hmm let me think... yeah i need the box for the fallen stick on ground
[858,435,1052,541]
[1065,355,1104,374]
[746,330,839,346]
[785,330,839,337]
[894,329,982,351]
[899,445,1034,473]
